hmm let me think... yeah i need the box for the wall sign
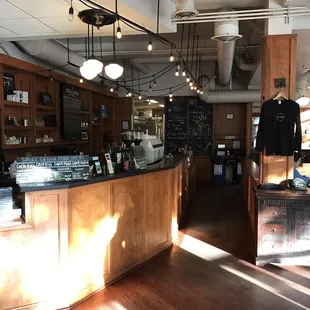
[16,155,90,186]
[226,113,234,119]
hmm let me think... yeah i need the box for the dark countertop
[19,155,188,192]
[256,188,310,200]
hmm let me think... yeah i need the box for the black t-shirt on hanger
[255,99,302,156]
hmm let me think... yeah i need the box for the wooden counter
[0,160,186,310]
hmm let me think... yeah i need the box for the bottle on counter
[123,150,130,172]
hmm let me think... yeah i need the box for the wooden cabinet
[256,193,310,265]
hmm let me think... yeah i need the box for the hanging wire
[195,34,199,83]
[185,24,191,70]
[190,24,196,76]
[156,0,160,34]
[180,24,185,56]
[100,36,103,62]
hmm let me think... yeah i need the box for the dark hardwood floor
[73,186,310,310]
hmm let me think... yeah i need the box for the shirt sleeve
[255,103,265,152]
[294,103,302,151]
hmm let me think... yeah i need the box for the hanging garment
[255,99,302,156]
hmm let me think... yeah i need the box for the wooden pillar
[260,34,297,184]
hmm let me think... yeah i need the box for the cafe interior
[1,0,310,309]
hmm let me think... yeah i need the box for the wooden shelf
[93,123,100,127]
[81,111,90,115]
[4,126,33,131]
[4,100,32,108]
[79,141,90,144]
[36,105,56,111]
[36,126,58,131]
[81,127,89,130]
[3,144,34,150]
[34,142,57,147]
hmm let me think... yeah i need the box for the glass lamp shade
[104,63,124,80]
[80,59,103,80]
[296,96,310,106]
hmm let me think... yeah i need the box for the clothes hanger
[273,88,288,100]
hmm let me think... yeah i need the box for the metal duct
[16,40,86,77]
[172,0,198,19]
[211,9,242,87]
[296,70,310,99]
[200,90,261,103]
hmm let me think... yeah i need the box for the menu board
[62,84,81,141]
[189,98,213,155]
[165,97,188,153]
[16,155,90,185]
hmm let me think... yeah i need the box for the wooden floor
[73,186,310,310]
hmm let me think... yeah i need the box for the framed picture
[3,73,15,99]
[122,120,129,130]
[82,132,88,140]
[40,93,53,106]
[226,113,234,119]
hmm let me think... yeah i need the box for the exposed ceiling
[0,0,175,40]
[193,0,265,11]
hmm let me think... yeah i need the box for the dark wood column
[260,34,297,184]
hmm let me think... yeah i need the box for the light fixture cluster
[169,88,173,102]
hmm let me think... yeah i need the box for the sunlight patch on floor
[176,232,231,261]
[220,264,310,310]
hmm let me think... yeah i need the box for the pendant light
[169,45,174,62]
[68,0,74,21]
[147,35,153,51]
[175,64,180,77]
[80,24,103,80]
[105,23,124,80]
[169,88,173,102]
[115,1,122,39]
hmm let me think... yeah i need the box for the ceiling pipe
[16,40,86,77]
[296,70,310,99]
[200,89,261,103]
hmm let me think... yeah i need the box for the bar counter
[0,155,189,310]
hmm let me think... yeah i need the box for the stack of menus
[16,155,90,187]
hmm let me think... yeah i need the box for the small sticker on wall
[214,164,223,175]
[226,113,234,119]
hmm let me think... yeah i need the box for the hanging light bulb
[182,69,186,77]
[110,87,114,92]
[153,77,156,88]
[68,0,74,21]
[149,83,152,92]
[169,97,173,102]
[148,100,151,105]
[200,89,204,95]
[186,75,190,83]
[189,80,193,87]
[197,89,200,94]
[139,93,142,100]
[80,58,103,80]
[128,91,132,97]
[191,85,194,90]
[194,85,197,90]
[147,35,153,51]
[169,88,172,98]
[105,63,123,80]
[79,78,83,83]
[175,68,179,77]
[116,26,122,39]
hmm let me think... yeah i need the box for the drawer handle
[272,212,276,216]
[271,229,276,233]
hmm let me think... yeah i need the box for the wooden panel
[111,176,144,271]
[67,183,111,299]
[213,103,247,139]
[144,170,170,252]
[260,35,297,184]
[113,97,132,143]
[194,156,212,185]
[0,190,67,310]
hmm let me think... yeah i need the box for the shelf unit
[0,56,131,161]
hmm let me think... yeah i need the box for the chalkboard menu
[61,84,81,141]
[165,97,213,155]
[16,155,90,185]
[165,97,188,153]
[189,98,213,155]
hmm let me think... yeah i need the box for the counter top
[19,155,188,192]
[256,188,310,199]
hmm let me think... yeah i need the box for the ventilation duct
[16,40,86,77]
[296,70,310,100]
[172,0,199,19]
[200,90,260,103]
[211,9,242,87]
